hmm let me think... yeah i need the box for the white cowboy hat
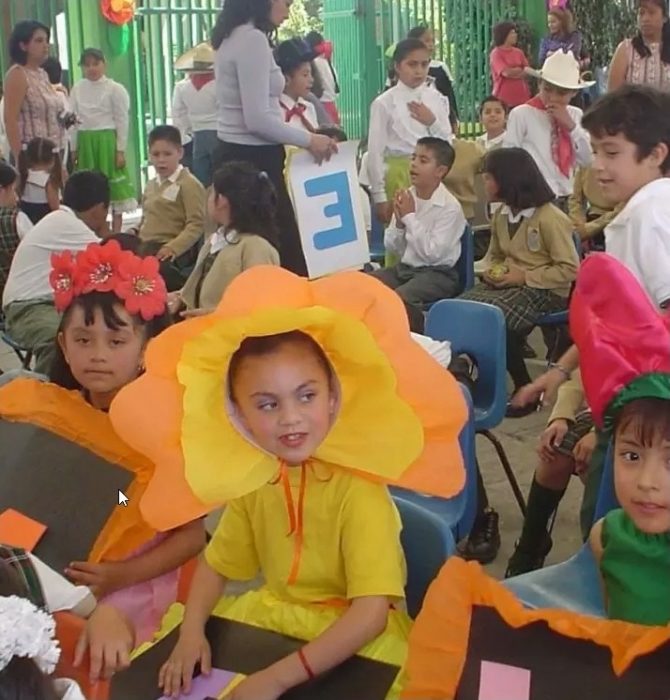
[525,50,595,90]
[174,42,214,72]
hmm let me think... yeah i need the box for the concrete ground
[0,327,584,581]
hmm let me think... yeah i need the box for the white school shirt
[69,77,131,151]
[313,55,338,103]
[503,104,592,197]
[279,94,318,133]
[411,331,452,368]
[384,183,465,267]
[477,131,506,151]
[21,169,50,204]
[2,206,98,307]
[171,77,218,137]
[605,178,670,307]
[367,81,454,204]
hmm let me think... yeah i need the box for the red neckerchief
[280,99,315,132]
[190,73,215,91]
[526,94,574,178]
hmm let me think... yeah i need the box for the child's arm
[524,211,579,289]
[46,179,60,212]
[66,519,206,598]
[161,178,206,258]
[226,596,390,700]
[367,98,392,213]
[580,208,619,241]
[568,169,586,226]
[111,83,131,167]
[159,557,227,696]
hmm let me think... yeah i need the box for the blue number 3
[304,171,357,251]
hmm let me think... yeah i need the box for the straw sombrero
[175,42,214,73]
[525,50,595,90]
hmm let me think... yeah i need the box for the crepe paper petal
[569,253,670,428]
[111,266,466,531]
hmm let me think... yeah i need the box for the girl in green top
[571,253,670,627]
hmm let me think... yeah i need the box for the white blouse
[70,77,131,150]
[279,94,318,133]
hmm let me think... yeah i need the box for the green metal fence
[133,0,220,184]
[325,0,528,140]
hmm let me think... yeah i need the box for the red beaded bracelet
[297,648,315,680]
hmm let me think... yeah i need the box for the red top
[489,46,531,108]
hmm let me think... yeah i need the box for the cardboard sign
[288,140,370,279]
[0,508,47,551]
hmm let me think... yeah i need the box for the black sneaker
[504,533,553,578]
[457,509,501,564]
[523,341,537,359]
[505,397,540,419]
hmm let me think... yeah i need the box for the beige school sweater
[487,203,579,297]
[444,139,485,220]
[180,230,280,311]
[549,370,586,424]
[138,168,206,257]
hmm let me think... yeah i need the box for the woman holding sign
[211,0,337,276]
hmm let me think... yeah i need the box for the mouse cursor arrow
[118,490,129,507]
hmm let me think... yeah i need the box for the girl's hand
[74,604,134,681]
[65,561,128,598]
[395,189,415,218]
[573,431,596,476]
[116,151,126,169]
[156,246,176,262]
[497,265,526,287]
[224,669,286,700]
[159,628,211,697]
[408,101,436,126]
[308,134,338,165]
[167,291,183,315]
[375,202,393,226]
[538,419,569,462]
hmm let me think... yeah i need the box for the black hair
[274,38,316,76]
[403,301,425,334]
[103,233,142,253]
[305,31,325,47]
[148,125,183,149]
[62,171,110,211]
[632,0,670,64]
[17,138,63,199]
[9,20,50,65]
[479,94,509,116]
[0,161,18,189]
[407,24,431,40]
[615,397,670,447]
[80,47,106,65]
[228,330,332,402]
[393,38,430,66]
[211,161,279,249]
[483,147,555,209]
[582,84,670,173]
[316,126,348,142]
[212,0,274,49]
[0,562,59,700]
[41,56,62,85]
[416,137,456,169]
[50,291,171,390]
[492,21,517,47]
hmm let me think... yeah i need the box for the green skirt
[76,129,137,212]
[384,156,411,267]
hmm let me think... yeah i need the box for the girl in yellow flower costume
[110,265,466,700]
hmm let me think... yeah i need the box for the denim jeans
[192,130,219,188]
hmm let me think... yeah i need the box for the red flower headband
[49,240,167,321]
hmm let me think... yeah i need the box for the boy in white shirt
[504,51,593,205]
[477,95,508,151]
[274,38,319,133]
[370,137,466,310]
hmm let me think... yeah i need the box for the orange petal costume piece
[110,266,467,530]
[402,558,670,700]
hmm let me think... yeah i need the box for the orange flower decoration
[110,266,467,531]
[100,0,135,25]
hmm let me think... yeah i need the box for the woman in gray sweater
[211,0,337,276]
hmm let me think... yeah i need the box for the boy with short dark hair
[370,136,466,310]
[134,125,205,290]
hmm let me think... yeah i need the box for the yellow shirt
[205,463,406,604]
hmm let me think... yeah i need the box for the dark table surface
[110,616,399,700]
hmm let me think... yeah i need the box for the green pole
[523,0,548,64]
[65,0,141,196]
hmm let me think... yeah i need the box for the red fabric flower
[116,254,167,321]
[49,250,80,311]
[77,239,125,294]
[101,0,135,25]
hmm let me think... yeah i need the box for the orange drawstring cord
[275,461,309,585]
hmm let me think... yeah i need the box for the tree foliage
[571,0,637,67]
[278,0,323,40]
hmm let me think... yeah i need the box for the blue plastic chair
[392,384,477,542]
[393,496,456,618]
[369,207,386,264]
[455,225,475,294]
[504,444,616,616]
[426,299,527,515]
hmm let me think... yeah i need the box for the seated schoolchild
[370,137,466,311]
[0,161,21,303]
[476,95,509,152]
[568,165,618,250]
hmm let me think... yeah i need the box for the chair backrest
[426,299,507,430]
[394,496,455,618]
[594,441,619,522]
[455,225,475,294]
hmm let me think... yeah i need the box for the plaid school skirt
[459,284,566,335]
[556,409,594,457]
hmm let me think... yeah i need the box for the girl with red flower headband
[45,240,206,664]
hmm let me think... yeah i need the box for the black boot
[504,532,553,578]
[457,508,501,564]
